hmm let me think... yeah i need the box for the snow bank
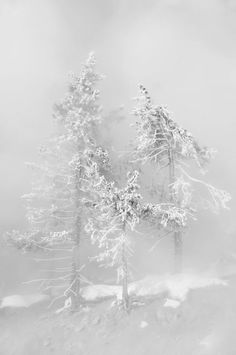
[130,273,227,301]
[81,284,121,301]
[81,273,227,303]
[164,298,181,308]
[140,321,149,328]
[0,293,49,309]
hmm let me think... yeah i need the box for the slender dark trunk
[174,230,182,272]
[121,223,129,312]
[69,162,83,311]
[70,212,81,311]
[168,149,183,273]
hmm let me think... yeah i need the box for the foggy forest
[0,1,236,354]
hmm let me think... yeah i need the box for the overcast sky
[0,0,236,246]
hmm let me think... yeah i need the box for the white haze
[0,0,236,272]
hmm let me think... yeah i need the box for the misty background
[0,0,236,290]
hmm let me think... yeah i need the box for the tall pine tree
[7,54,110,310]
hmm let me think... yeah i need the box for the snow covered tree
[52,53,112,308]
[133,85,231,272]
[6,54,110,310]
[85,170,142,312]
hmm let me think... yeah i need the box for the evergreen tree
[52,53,107,308]
[133,85,231,272]
[86,170,142,312]
[7,54,110,310]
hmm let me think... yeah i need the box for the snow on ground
[163,298,180,308]
[81,284,121,301]
[140,320,149,328]
[0,274,234,355]
[0,273,226,311]
[0,293,49,309]
[129,273,227,301]
[81,273,227,303]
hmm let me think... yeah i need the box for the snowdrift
[0,274,226,310]
[81,273,227,303]
[0,293,49,309]
[81,284,120,301]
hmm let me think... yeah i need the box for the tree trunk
[70,250,80,310]
[70,214,81,311]
[168,149,183,273]
[174,230,183,273]
[121,223,129,312]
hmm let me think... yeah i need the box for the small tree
[133,85,231,272]
[86,170,142,312]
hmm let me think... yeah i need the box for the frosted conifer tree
[86,171,142,312]
[7,54,110,310]
[133,85,231,272]
[52,53,112,308]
